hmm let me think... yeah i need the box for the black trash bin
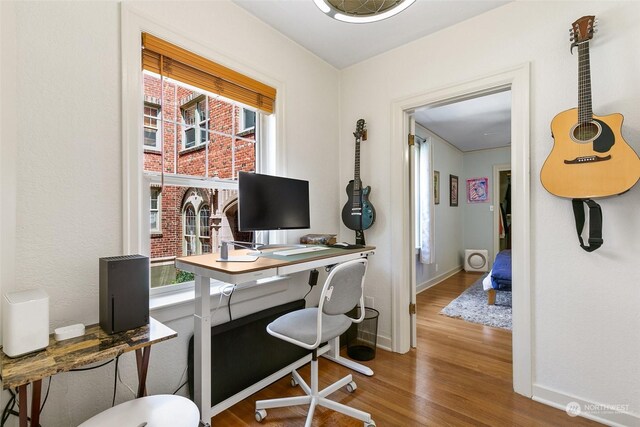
[346,307,379,361]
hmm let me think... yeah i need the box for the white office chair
[255,258,376,427]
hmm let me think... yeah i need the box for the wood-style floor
[212,271,599,426]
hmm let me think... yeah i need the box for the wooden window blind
[142,33,276,114]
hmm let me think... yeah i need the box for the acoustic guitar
[540,15,640,198]
[342,119,376,235]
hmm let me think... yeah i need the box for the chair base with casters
[255,348,375,427]
[255,258,376,427]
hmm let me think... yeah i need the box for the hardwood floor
[212,271,599,426]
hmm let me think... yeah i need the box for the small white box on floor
[2,289,49,357]
[464,249,489,272]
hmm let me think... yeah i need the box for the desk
[176,246,375,426]
[0,317,177,427]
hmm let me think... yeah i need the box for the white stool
[79,395,199,427]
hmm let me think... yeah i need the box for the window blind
[142,33,276,114]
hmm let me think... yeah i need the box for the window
[150,187,161,233]
[184,204,197,256]
[199,204,211,253]
[138,33,277,291]
[182,98,209,149]
[416,136,434,264]
[144,104,161,150]
[240,108,256,133]
[181,190,212,257]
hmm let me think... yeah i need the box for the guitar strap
[571,198,603,252]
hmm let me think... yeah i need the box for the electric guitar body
[342,180,375,230]
[541,108,640,198]
[540,15,640,199]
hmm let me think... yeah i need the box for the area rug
[440,276,512,330]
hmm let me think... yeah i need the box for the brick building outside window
[143,73,257,288]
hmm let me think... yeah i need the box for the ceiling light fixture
[313,0,416,24]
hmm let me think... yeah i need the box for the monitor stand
[218,240,261,262]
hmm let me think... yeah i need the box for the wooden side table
[0,317,177,427]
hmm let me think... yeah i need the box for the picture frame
[434,171,440,205]
[466,177,489,203]
[449,174,458,207]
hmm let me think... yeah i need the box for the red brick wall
[150,186,188,259]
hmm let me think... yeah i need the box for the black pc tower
[99,255,149,334]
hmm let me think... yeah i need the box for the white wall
[0,1,340,425]
[340,1,640,423]
[414,125,463,291]
[462,147,511,264]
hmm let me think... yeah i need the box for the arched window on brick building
[182,189,213,256]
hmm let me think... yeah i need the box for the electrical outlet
[365,296,374,309]
[435,263,439,272]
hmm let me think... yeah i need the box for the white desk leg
[194,275,211,426]
[321,337,374,376]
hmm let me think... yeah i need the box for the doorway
[493,164,511,256]
[389,64,531,397]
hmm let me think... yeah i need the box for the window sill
[179,144,206,156]
[144,148,162,154]
[237,127,255,137]
[149,276,290,323]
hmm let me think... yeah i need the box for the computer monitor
[238,172,310,232]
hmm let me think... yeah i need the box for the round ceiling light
[313,0,416,23]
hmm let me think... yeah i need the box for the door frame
[493,163,511,259]
[389,63,532,397]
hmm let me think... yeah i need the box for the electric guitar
[342,119,376,234]
[540,15,640,198]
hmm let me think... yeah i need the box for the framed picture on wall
[449,174,458,207]
[466,177,489,203]
[434,171,440,205]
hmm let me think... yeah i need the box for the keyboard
[273,246,331,256]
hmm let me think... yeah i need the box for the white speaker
[464,249,489,272]
[2,289,49,357]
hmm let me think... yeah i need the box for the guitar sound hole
[572,122,599,141]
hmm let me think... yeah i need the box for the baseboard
[532,384,639,427]
[416,265,463,294]
[376,334,392,352]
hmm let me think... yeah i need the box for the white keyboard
[273,246,331,256]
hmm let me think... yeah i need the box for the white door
[409,116,418,347]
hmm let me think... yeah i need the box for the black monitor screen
[238,172,310,231]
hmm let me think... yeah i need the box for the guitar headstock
[570,15,597,51]
[354,119,367,141]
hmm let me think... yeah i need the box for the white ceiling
[414,90,511,152]
[233,0,512,150]
[233,0,509,69]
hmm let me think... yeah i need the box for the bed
[482,249,512,305]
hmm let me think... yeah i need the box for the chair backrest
[319,258,367,318]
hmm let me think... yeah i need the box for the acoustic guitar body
[541,108,640,198]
